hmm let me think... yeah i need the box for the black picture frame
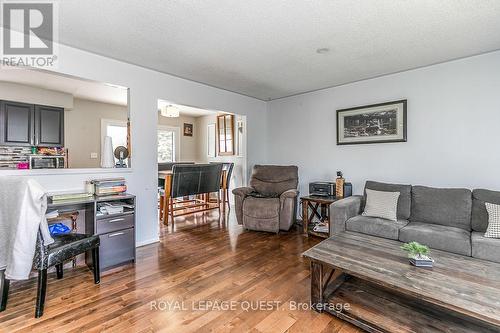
[336,99,407,145]
[183,123,193,137]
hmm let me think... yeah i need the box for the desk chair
[0,231,100,318]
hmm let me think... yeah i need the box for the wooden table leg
[310,261,324,313]
[163,174,172,225]
[163,194,169,225]
[320,203,327,223]
[302,199,309,234]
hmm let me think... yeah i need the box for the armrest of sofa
[232,186,254,198]
[232,186,254,225]
[330,195,363,235]
[279,189,299,231]
[280,189,298,200]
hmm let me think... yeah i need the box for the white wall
[2,43,268,247]
[267,51,500,197]
[0,81,74,109]
[65,98,128,168]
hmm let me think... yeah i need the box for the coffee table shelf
[326,277,497,333]
[303,232,500,332]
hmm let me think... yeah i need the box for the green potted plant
[401,241,434,267]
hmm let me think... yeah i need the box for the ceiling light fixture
[316,47,330,54]
[160,105,180,118]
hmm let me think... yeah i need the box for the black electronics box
[309,182,352,197]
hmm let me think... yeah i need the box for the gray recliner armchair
[232,165,299,233]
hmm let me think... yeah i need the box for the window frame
[217,114,234,156]
[157,125,180,163]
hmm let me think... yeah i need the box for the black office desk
[48,193,136,271]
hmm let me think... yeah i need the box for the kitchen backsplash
[0,146,31,169]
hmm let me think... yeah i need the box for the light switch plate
[90,152,98,159]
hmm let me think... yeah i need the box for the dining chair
[158,162,195,221]
[209,162,234,209]
[163,164,223,225]
[0,231,100,318]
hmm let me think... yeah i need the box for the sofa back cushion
[250,165,298,196]
[363,181,411,220]
[411,186,472,230]
[472,189,500,232]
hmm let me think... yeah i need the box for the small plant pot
[408,254,434,268]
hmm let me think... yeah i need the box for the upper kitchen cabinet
[35,105,64,147]
[0,101,64,147]
[0,101,35,146]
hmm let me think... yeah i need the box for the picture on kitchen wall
[337,99,407,145]
[183,123,193,137]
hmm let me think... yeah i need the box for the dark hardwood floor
[0,208,359,333]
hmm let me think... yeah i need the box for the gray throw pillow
[485,202,500,238]
[362,189,400,221]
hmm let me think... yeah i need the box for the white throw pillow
[362,189,400,221]
[485,202,500,238]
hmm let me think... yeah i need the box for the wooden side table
[300,195,340,238]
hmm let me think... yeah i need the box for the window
[158,126,180,162]
[101,119,129,162]
[217,114,234,155]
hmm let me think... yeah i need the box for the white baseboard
[136,237,160,248]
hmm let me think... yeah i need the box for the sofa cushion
[399,222,471,256]
[471,232,500,263]
[485,202,500,238]
[410,186,472,231]
[472,189,500,232]
[363,181,412,220]
[242,197,280,233]
[243,197,280,219]
[250,165,298,196]
[346,215,408,240]
[362,189,400,221]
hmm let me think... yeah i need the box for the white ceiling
[0,68,128,105]
[59,0,500,100]
[157,99,217,117]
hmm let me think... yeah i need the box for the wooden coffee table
[302,232,500,333]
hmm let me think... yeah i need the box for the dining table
[158,169,228,225]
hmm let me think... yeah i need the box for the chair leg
[169,198,174,228]
[56,264,63,279]
[35,269,47,318]
[159,195,164,221]
[0,270,10,312]
[226,190,230,211]
[92,247,100,284]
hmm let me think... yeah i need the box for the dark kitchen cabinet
[35,105,64,147]
[0,100,64,147]
[0,101,35,146]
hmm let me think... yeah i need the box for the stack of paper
[50,191,93,202]
[313,223,329,233]
[91,178,127,196]
[45,210,59,219]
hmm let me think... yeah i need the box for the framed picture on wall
[183,123,193,136]
[207,123,216,157]
[337,99,407,145]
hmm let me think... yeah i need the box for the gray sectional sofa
[330,181,500,263]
